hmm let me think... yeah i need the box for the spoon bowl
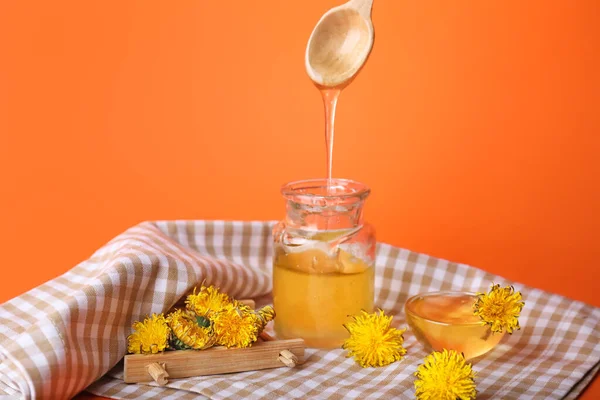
[305,0,374,87]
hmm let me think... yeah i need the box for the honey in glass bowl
[405,291,505,360]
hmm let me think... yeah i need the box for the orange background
[1,0,599,398]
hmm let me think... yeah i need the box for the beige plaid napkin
[0,221,598,399]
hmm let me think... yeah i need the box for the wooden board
[123,338,305,383]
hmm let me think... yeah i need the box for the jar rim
[281,178,370,202]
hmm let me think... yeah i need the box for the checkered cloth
[0,221,598,399]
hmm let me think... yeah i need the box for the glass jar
[272,178,376,348]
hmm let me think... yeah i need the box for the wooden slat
[123,338,305,383]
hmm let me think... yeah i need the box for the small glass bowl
[405,291,505,360]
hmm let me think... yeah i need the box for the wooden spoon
[305,0,375,88]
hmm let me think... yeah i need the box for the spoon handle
[348,0,374,19]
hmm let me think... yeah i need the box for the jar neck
[285,200,366,231]
[281,179,370,231]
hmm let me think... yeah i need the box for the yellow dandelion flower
[473,284,525,334]
[414,349,476,400]
[185,285,233,317]
[166,309,216,350]
[127,313,170,354]
[342,309,407,368]
[212,304,260,348]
